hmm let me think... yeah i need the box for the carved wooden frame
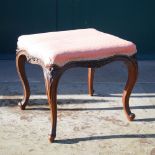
[16,50,138,143]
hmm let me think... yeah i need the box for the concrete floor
[0,60,155,155]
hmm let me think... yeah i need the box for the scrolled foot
[48,135,56,143]
[18,101,26,110]
[127,113,135,121]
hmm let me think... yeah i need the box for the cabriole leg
[16,53,30,110]
[43,67,61,143]
[122,57,138,121]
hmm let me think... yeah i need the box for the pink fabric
[17,28,137,67]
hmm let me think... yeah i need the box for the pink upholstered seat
[17,28,137,67]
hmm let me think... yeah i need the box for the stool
[16,28,138,142]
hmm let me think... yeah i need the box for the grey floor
[0,60,155,155]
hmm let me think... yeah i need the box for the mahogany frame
[16,50,138,143]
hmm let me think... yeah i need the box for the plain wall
[0,0,155,59]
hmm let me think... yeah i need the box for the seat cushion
[17,28,137,67]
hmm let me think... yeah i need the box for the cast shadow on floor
[55,134,155,144]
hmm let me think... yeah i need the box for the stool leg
[88,68,95,96]
[122,58,138,121]
[43,68,61,143]
[16,54,30,110]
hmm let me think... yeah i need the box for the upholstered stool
[16,28,138,142]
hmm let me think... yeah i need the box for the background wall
[0,0,56,58]
[0,0,155,59]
